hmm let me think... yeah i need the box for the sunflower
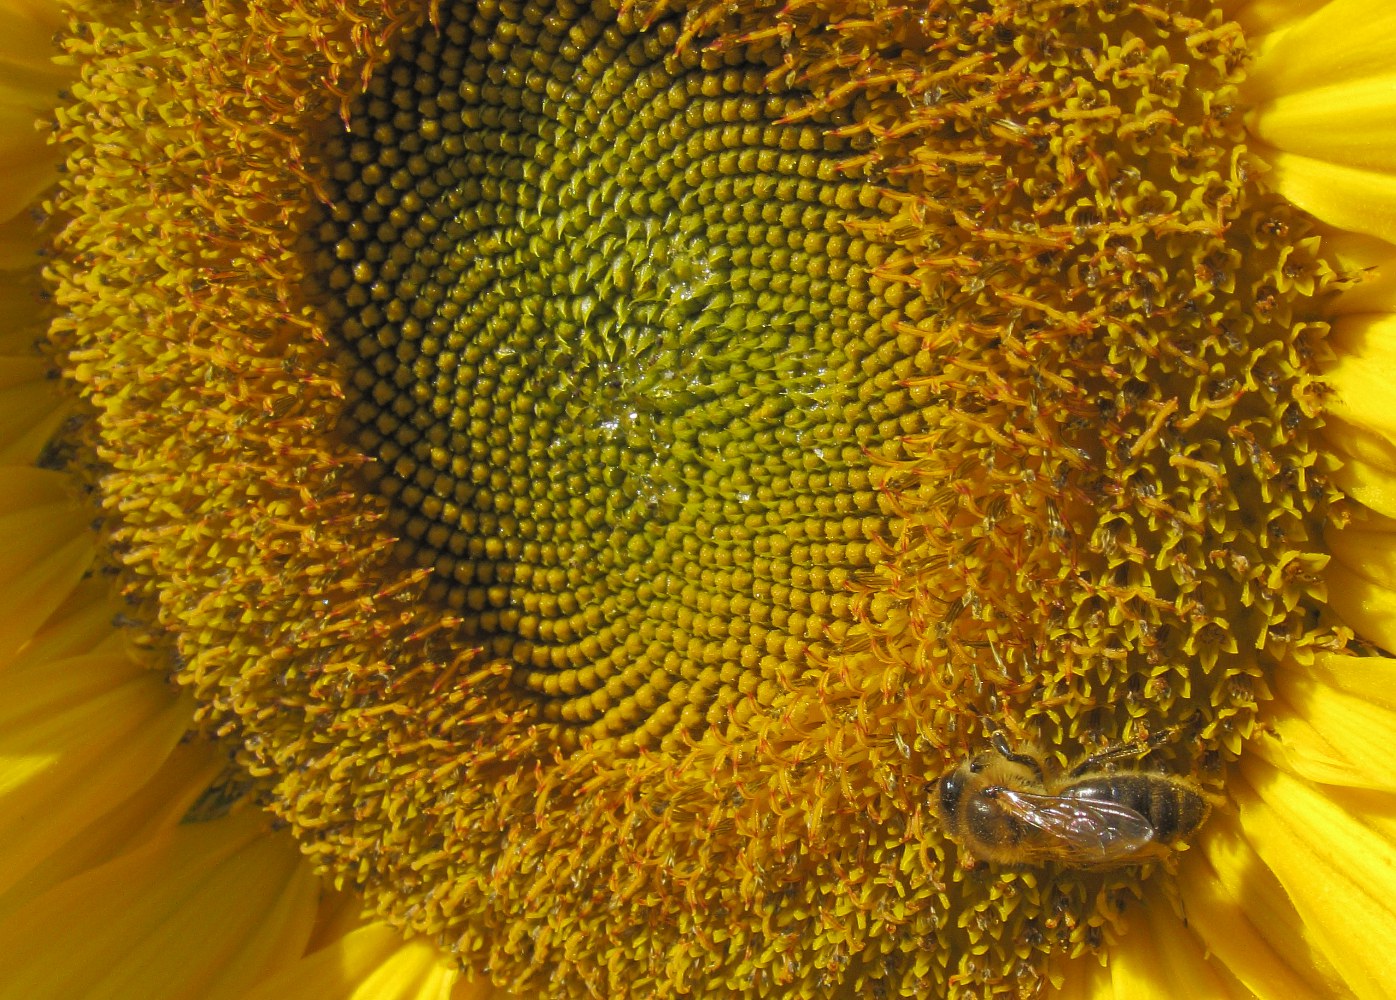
[1,0,1394,996]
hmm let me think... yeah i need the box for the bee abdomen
[1065,774,1209,844]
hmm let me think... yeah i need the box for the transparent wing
[994,788,1155,862]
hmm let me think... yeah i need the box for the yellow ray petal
[1322,231,1396,316]
[1227,0,1332,38]
[0,0,64,228]
[0,0,68,76]
[1260,652,1396,790]
[1330,456,1396,521]
[1245,0,1396,101]
[305,885,373,955]
[1253,147,1396,246]
[1324,314,1396,446]
[1325,418,1396,470]
[0,809,319,1000]
[237,923,488,1000]
[5,574,127,673]
[1327,517,1396,651]
[0,106,57,224]
[1247,76,1396,174]
[0,737,223,919]
[1328,517,1396,590]
[1052,949,1112,1000]
[0,205,50,270]
[1236,754,1396,1000]
[1325,416,1396,520]
[0,279,44,356]
[1327,559,1396,654]
[0,651,192,897]
[1330,311,1396,358]
[1183,809,1346,998]
[0,355,67,466]
[0,467,95,666]
[1090,893,1249,1000]
[0,62,66,107]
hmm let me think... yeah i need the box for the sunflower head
[42,0,1351,995]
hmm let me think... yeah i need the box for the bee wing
[995,788,1155,862]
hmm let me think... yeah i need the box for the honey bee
[935,733,1211,868]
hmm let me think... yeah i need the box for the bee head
[937,764,971,821]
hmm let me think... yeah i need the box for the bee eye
[968,759,986,774]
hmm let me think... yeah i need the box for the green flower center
[311,2,881,752]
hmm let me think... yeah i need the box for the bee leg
[990,731,1046,783]
[1079,723,1202,774]
[1067,740,1155,777]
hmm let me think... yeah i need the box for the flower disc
[47,0,1349,996]
[312,1,879,752]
